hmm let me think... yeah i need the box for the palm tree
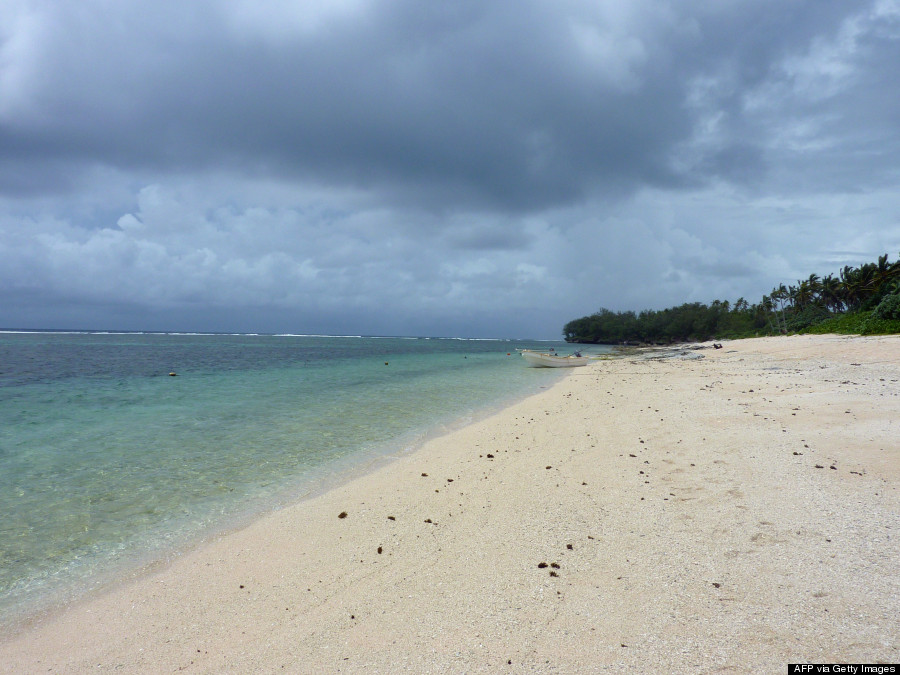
[857,264,878,304]
[759,295,778,332]
[840,265,865,310]
[876,254,890,280]
[889,253,900,292]
[872,254,899,295]
[806,273,823,306]
[821,274,843,312]
[771,285,790,332]
[787,284,801,311]
[795,280,813,309]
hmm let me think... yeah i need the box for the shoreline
[2,334,897,672]
[0,358,569,633]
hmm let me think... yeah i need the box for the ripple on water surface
[0,333,605,622]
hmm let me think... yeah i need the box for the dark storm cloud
[2,0,872,209]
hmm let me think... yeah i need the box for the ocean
[0,331,609,624]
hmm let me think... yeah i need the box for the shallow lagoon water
[0,332,609,622]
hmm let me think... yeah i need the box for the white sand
[2,334,898,673]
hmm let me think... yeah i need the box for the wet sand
[2,334,898,673]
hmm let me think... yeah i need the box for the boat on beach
[519,349,592,368]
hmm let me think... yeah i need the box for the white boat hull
[520,350,591,368]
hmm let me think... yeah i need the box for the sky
[1,0,899,339]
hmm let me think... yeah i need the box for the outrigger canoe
[519,349,591,368]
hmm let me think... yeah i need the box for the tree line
[563,253,900,344]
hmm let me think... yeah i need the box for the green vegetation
[564,253,900,344]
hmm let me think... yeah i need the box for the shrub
[872,292,900,321]
[861,314,900,335]
[802,312,869,335]
[785,305,831,331]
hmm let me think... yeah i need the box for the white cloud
[221,0,373,41]
[568,22,647,91]
[0,2,48,121]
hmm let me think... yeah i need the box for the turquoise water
[0,332,609,623]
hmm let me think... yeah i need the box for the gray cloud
[1,0,899,337]
[0,1,754,202]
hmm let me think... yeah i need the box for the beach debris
[377,546,383,554]
[549,571,559,577]
[421,473,428,477]
[486,453,494,458]
[712,582,721,588]
[168,371,177,376]
[566,544,573,550]
[545,465,552,469]
[550,563,560,569]
[645,349,705,361]
[387,516,395,520]
[815,465,824,469]
[338,511,348,518]
[538,562,548,568]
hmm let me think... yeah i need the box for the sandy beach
[2,334,897,673]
